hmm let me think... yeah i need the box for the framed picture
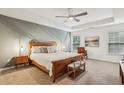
[85,36,99,47]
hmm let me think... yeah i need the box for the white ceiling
[0,8,124,32]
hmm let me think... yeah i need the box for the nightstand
[15,56,29,68]
[78,47,87,59]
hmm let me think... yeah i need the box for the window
[73,36,80,51]
[108,31,124,55]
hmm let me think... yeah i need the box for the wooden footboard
[51,55,82,82]
[31,55,82,83]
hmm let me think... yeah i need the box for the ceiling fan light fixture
[56,8,88,22]
[68,17,74,20]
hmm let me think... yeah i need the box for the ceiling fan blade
[73,12,87,17]
[74,18,80,22]
[56,16,68,18]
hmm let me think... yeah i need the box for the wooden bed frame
[29,41,82,82]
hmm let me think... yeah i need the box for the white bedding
[30,52,80,76]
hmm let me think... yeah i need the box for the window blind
[108,31,124,55]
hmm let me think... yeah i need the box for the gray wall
[0,15,70,68]
[0,18,19,67]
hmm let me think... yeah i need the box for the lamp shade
[21,46,24,52]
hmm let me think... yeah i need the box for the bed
[29,41,82,82]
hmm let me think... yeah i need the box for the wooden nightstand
[15,56,29,68]
[77,47,87,59]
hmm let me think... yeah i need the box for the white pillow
[32,46,41,53]
[47,46,57,53]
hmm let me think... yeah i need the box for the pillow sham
[32,46,42,53]
[47,46,57,53]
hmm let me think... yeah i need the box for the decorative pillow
[47,46,57,53]
[40,46,46,53]
[41,47,48,53]
[32,46,41,53]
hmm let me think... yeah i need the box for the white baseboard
[88,58,119,64]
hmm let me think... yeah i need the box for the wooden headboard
[29,41,57,49]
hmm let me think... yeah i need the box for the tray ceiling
[0,8,124,32]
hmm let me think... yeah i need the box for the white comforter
[30,52,80,76]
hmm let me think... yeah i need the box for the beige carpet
[0,60,122,85]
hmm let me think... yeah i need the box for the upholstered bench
[68,60,85,78]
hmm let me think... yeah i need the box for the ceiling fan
[56,8,87,23]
